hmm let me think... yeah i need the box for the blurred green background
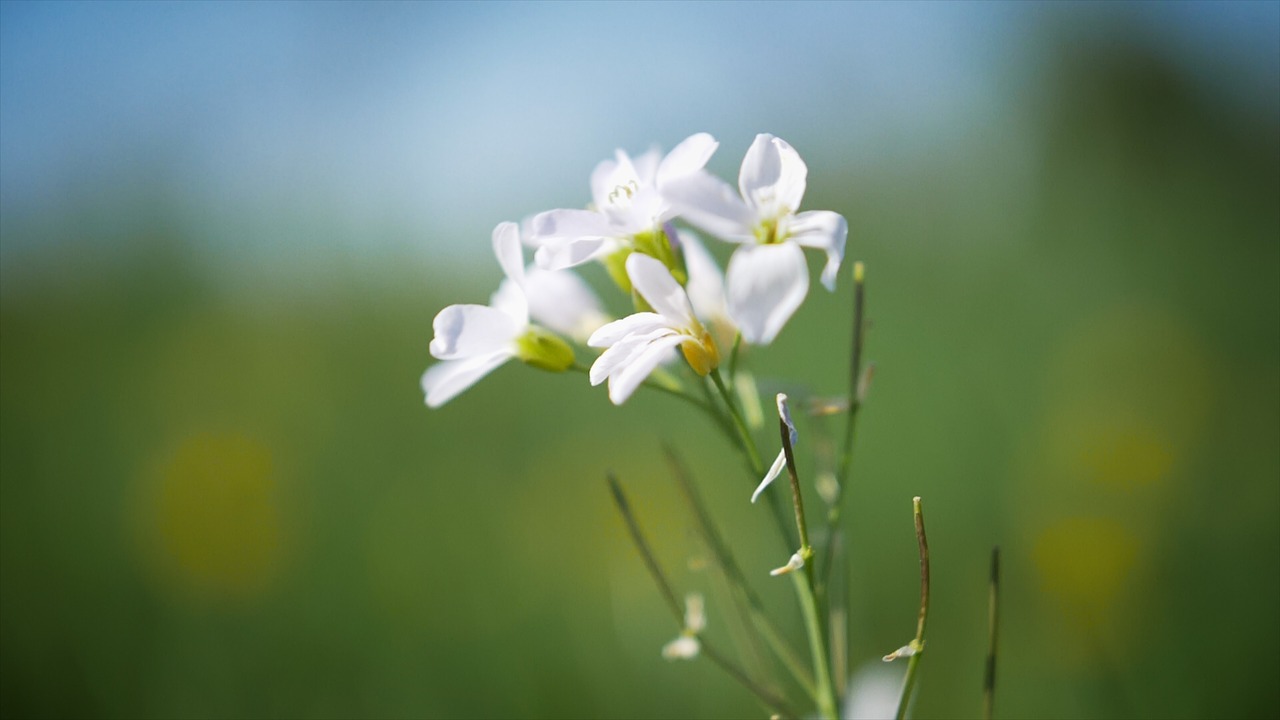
[2,2,1277,718]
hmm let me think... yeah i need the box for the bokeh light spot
[1082,425,1173,489]
[1034,515,1139,619]
[144,432,283,600]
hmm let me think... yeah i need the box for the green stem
[792,569,838,720]
[778,404,839,719]
[822,262,868,603]
[895,497,931,720]
[780,409,811,552]
[727,331,743,383]
[664,446,817,697]
[710,369,793,548]
[837,263,866,487]
[709,368,763,473]
[984,546,1001,720]
[607,474,798,718]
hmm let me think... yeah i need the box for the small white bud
[770,551,805,577]
[882,640,923,662]
[815,470,839,506]
[684,593,706,634]
[662,634,701,661]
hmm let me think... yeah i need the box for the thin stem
[791,570,838,720]
[710,370,793,548]
[777,407,838,720]
[664,447,817,697]
[984,546,1001,720]
[822,263,867,598]
[728,331,743,383]
[828,529,849,703]
[780,411,811,551]
[836,261,866,488]
[709,369,763,474]
[895,497,931,720]
[607,474,798,718]
[607,473,683,618]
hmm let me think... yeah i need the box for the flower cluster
[418,134,963,720]
[422,133,849,407]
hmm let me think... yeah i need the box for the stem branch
[776,398,838,720]
[895,496,931,720]
[984,546,1000,720]
[607,474,797,718]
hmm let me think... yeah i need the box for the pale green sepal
[514,326,575,372]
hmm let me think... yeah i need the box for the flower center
[606,180,640,209]
[754,209,791,245]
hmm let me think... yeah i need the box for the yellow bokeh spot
[1082,425,1174,489]
[145,432,283,599]
[1034,515,1139,619]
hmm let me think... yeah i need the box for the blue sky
[2,1,1276,274]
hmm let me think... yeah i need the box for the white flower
[528,133,719,272]
[523,266,610,344]
[587,253,719,405]
[421,222,575,407]
[664,133,848,345]
[662,593,706,661]
[751,393,798,503]
[678,229,732,335]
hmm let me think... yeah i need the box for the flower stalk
[890,496,931,720]
[777,393,839,720]
[606,473,797,718]
[663,446,817,698]
[985,545,1001,720]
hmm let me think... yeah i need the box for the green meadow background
[2,3,1277,718]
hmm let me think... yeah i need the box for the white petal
[429,304,522,360]
[662,172,755,243]
[739,134,807,217]
[608,333,685,405]
[489,278,528,325]
[726,243,809,345]
[751,449,787,503]
[679,230,729,326]
[630,147,662,187]
[530,208,618,241]
[524,267,609,342]
[588,328,674,386]
[534,236,611,270]
[611,185,665,234]
[656,133,718,188]
[492,221,525,286]
[420,351,511,408]
[587,312,669,348]
[776,393,798,446]
[790,210,848,291]
[627,253,697,328]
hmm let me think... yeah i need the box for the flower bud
[882,640,923,662]
[514,326,575,372]
[679,329,720,377]
[770,551,805,577]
